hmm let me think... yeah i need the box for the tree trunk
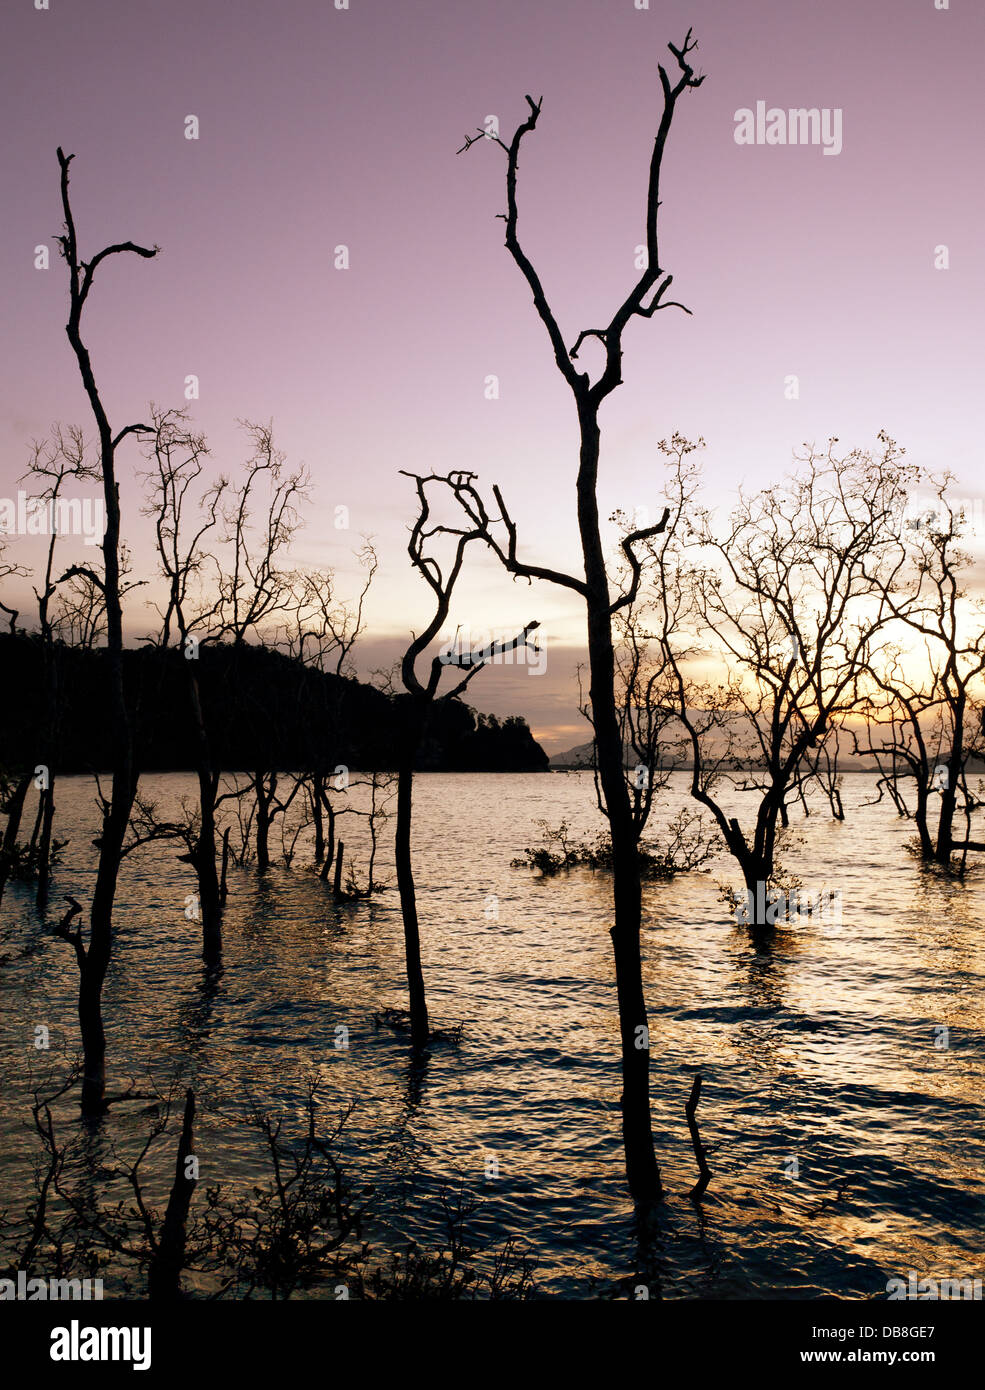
[186,665,221,960]
[219,828,230,910]
[148,1089,197,1301]
[36,782,56,912]
[914,779,934,860]
[196,803,222,961]
[318,793,337,882]
[394,710,430,1048]
[332,840,345,898]
[0,771,32,905]
[79,426,135,1117]
[58,146,148,1119]
[936,782,958,865]
[577,399,661,1203]
[254,772,271,873]
[77,952,108,1116]
[36,632,60,912]
[311,773,325,863]
[934,713,964,866]
[75,438,136,1118]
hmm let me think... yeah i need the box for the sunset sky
[1,0,982,752]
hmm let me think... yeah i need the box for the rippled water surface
[2,771,983,1298]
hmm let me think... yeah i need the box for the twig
[685,1073,712,1199]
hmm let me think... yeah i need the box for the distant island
[0,633,549,775]
[548,738,985,774]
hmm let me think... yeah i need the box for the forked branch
[457,32,703,405]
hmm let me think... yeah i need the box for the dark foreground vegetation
[1,1071,535,1301]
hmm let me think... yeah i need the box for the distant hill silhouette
[0,633,549,775]
[548,733,985,773]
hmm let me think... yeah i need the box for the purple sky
[2,0,982,752]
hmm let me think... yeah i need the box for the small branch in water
[52,895,86,971]
[685,1073,713,1199]
[219,828,231,908]
[332,840,345,899]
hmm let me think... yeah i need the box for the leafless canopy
[399,470,539,701]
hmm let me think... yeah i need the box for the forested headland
[0,632,549,774]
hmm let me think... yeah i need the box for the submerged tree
[0,544,32,908]
[0,770,33,907]
[0,540,26,635]
[854,648,943,857]
[217,423,309,874]
[860,479,985,871]
[654,433,912,918]
[53,147,159,1116]
[140,409,227,958]
[457,32,705,1201]
[397,470,537,1048]
[23,428,98,909]
[277,544,382,889]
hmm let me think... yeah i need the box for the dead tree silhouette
[397,469,538,1048]
[23,430,98,911]
[457,31,705,1202]
[861,477,985,871]
[654,434,912,914]
[140,408,227,959]
[52,147,159,1117]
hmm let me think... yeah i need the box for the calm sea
[1,771,983,1298]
